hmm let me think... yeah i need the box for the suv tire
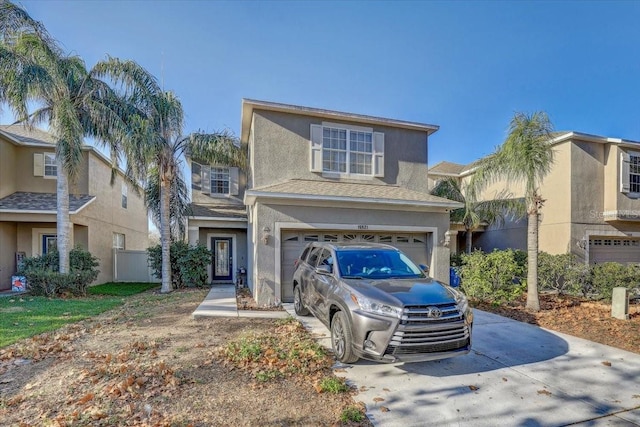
[331,311,359,363]
[293,285,310,316]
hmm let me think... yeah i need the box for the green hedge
[147,241,211,289]
[18,246,100,297]
[455,249,640,302]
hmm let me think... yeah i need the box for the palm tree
[98,59,245,293]
[0,4,133,274]
[431,177,524,254]
[472,112,555,311]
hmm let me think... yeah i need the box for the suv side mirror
[419,264,430,275]
[316,265,332,275]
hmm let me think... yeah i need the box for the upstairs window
[621,151,640,195]
[191,161,239,197]
[44,153,57,177]
[121,183,128,209]
[310,123,384,177]
[211,167,230,195]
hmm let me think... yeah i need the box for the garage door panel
[589,237,640,264]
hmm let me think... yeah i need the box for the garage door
[281,231,431,302]
[589,237,640,264]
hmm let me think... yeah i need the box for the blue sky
[7,0,640,166]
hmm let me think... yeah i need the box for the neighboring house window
[191,161,239,196]
[630,154,640,193]
[211,167,230,195]
[310,124,384,177]
[42,234,57,254]
[621,151,640,194]
[121,183,128,209]
[113,233,125,249]
[44,153,57,177]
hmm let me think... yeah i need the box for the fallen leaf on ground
[380,406,390,412]
[373,397,385,403]
[537,389,552,396]
[469,385,479,391]
[601,361,612,367]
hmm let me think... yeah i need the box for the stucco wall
[0,222,17,290]
[0,139,17,199]
[249,110,430,193]
[252,201,450,304]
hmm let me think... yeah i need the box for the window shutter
[373,132,385,177]
[202,165,211,194]
[229,167,239,196]
[310,124,323,172]
[191,161,202,191]
[621,152,631,193]
[33,153,44,176]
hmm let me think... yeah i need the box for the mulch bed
[236,286,284,311]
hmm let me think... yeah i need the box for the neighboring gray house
[188,99,460,305]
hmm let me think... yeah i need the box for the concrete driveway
[284,306,640,426]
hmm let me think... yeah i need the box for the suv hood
[347,278,457,307]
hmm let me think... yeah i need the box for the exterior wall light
[262,226,271,245]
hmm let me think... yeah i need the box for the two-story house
[430,131,640,264]
[188,99,461,305]
[0,125,149,290]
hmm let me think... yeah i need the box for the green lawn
[0,282,159,348]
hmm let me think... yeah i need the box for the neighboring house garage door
[281,231,431,302]
[589,237,640,264]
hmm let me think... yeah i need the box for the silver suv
[292,242,473,363]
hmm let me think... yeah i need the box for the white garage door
[281,231,431,302]
[589,237,640,264]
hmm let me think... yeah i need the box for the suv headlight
[449,287,469,314]
[351,294,402,319]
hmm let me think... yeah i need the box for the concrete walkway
[192,285,289,319]
[193,288,640,426]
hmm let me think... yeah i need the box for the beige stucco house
[188,99,461,304]
[430,131,640,264]
[0,125,149,290]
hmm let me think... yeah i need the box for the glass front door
[211,237,233,282]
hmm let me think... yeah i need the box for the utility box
[611,287,630,320]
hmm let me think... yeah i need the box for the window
[310,124,384,177]
[630,154,640,193]
[121,184,128,209]
[210,167,230,195]
[113,233,125,249]
[44,153,57,177]
[322,127,372,175]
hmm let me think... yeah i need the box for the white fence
[113,249,160,283]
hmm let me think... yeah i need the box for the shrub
[147,241,212,289]
[459,249,526,303]
[590,262,640,301]
[18,246,100,297]
[538,252,591,296]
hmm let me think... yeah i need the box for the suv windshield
[335,249,425,279]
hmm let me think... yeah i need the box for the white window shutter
[191,161,202,191]
[202,165,211,194]
[373,132,385,177]
[33,153,44,176]
[229,167,239,196]
[310,124,323,172]
[621,152,631,193]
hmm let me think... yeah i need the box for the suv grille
[384,304,470,356]
[400,303,462,325]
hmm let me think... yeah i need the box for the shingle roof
[245,179,461,208]
[428,161,467,175]
[0,124,57,145]
[0,192,95,213]
[189,204,247,219]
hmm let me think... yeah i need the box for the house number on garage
[357,225,369,230]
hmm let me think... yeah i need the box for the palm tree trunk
[526,210,540,312]
[160,175,172,293]
[465,230,473,254]
[57,156,70,273]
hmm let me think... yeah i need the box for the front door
[211,237,233,282]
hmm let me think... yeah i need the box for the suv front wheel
[293,285,310,316]
[331,311,358,363]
